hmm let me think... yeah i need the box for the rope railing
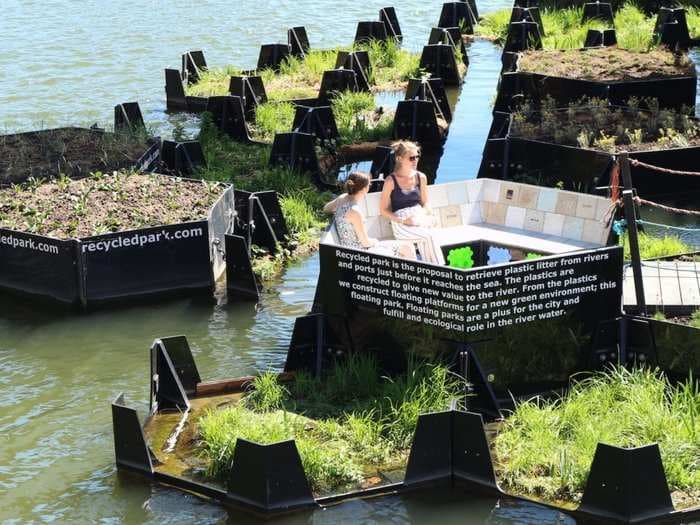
[633,196,700,217]
[628,158,700,177]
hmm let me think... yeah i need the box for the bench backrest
[362,179,611,245]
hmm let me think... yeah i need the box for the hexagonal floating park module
[111,290,700,522]
[0,171,234,308]
[479,98,700,197]
[494,47,696,112]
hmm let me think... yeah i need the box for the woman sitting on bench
[380,140,444,264]
[324,172,415,258]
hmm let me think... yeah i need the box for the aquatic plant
[331,90,394,144]
[195,113,330,282]
[252,101,295,141]
[475,3,696,50]
[187,42,418,101]
[197,355,466,493]
[493,367,700,505]
[354,38,421,89]
[621,232,693,260]
[510,97,700,153]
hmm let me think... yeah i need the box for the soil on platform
[0,127,152,185]
[518,47,694,81]
[0,171,224,239]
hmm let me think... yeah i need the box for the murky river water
[1,1,699,523]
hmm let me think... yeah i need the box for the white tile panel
[482,179,501,202]
[446,182,469,205]
[562,216,584,240]
[543,212,565,237]
[429,184,449,208]
[466,179,483,202]
[536,187,558,213]
[505,206,526,229]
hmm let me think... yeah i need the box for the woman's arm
[418,172,430,209]
[346,208,376,248]
[379,177,410,224]
[323,193,347,215]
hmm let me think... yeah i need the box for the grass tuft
[475,3,695,51]
[195,113,329,282]
[197,356,466,493]
[622,232,693,260]
[493,367,700,503]
[331,90,394,144]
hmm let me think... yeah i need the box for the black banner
[80,221,213,303]
[0,228,79,304]
[315,244,623,392]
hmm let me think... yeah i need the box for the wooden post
[619,153,646,311]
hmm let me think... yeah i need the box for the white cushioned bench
[321,179,612,260]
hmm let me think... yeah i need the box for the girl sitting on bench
[324,172,415,259]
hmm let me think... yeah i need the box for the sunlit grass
[493,366,700,503]
[331,90,394,144]
[474,3,683,51]
[198,356,466,493]
[622,232,693,260]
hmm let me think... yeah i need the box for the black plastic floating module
[164,68,208,112]
[514,0,540,7]
[475,110,511,178]
[369,144,396,183]
[225,234,259,300]
[293,105,340,142]
[509,6,545,37]
[257,43,291,71]
[354,20,390,44]
[584,28,617,47]
[318,69,361,101]
[406,77,452,122]
[284,312,354,375]
[419,44,462,85]
[206,95,254,143]
[114,102,145,134]
[233,189,289,255]
[393,99,443,144]
[478,108,700,198]
[437,1,477,34]
[335,50,372,91]
[380,6,402,40]
[228,75,267,121]
[503,20,542,52]
[654,7,693,49]
[493,62,697,112]
[0,180,233,308]
[181,50,207,85]
[428,27,469,66]
[288,26,310,58]
[160,139,207,176]
[228,439,315,512]
[581,1,614,24]
[578,443,674,523]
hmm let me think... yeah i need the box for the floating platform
[623,258,700,314]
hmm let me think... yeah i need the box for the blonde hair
[391,140,420,159]
[345,171,371,195]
